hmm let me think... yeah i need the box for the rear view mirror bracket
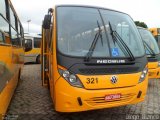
[42,8,53,29]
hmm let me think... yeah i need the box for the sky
[11,0,160,33]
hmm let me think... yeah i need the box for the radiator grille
[85,93,136,106]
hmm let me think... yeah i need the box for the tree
[134,21,148,28]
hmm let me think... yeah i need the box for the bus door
[41,9,53,88]
[41,28,49,87]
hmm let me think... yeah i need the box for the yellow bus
[149,28,160,47]
[0,0,25,114]
[41,5,148,112]
[138,27,160,79]
[24,33,41,63]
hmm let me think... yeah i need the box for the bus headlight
[58,69,84,88]
[62,70,70,78]
[158,61,160,67]
[69,74,77,83]
[139,67,148,83]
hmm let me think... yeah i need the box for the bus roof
[24,33,41,38]
[137,26,147,30]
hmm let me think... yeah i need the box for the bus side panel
[0,70,19,114]
[25,48,40,63]
[13,47,24,69]
[0,44,24,114]
[0,45,16,114]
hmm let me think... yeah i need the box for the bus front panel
[43,5,149,112]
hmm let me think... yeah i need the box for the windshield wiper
[143,41,156,56]
[108,22,135,61]
[84,20,103,62]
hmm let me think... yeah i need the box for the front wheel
[18,69,21,80]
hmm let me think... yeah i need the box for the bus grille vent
[79,67,139,75]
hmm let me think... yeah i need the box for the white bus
[24,33,41,63]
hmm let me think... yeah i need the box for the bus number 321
[86,78,98,84]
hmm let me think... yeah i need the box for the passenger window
[10,7,16,28]
[34,37,41,48]
[20,25,24,37]
[18,22,21,34]
[25,39,32,49]
[11,27,20,46]
[0,16,9,34]
[0,0,6,18]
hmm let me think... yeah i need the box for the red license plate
[105,93,121,101]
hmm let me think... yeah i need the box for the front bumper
[54,75,148,112]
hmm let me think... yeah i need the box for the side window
[17,22,24,47]
[21,26,24,47]
[18,22,20,34]
[11,27,19,46]
[10,7,16,29]
[20,25,24,37]
[25,39,32,49]
[10,7,21,46]
[0,16,9,34]
[15,17,18,31]
[34,37,41,48]
[0,0,6,18]
[0,31,4,43]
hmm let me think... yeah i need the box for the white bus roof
[24,33,41,38]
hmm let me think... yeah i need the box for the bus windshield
[155,35,160,48]
[57,6,145,58]
[139,28,160,55]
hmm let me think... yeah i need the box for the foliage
[135,21,148,28]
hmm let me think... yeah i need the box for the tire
[18,69,21,80]
[36,55,41,64]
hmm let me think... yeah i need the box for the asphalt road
[6,65,160,120]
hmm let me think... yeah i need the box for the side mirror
[24,39,32,52]
[42,8,53,29]
[42,15,52,29]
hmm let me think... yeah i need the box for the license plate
[105,93,121,101]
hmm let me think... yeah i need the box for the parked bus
[138,27,160,79]
[40,5,148,112]
[24,33,41,63]
[0,0,25,114]
[149,28,160,48]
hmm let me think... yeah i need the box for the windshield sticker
[111,48,119,57]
